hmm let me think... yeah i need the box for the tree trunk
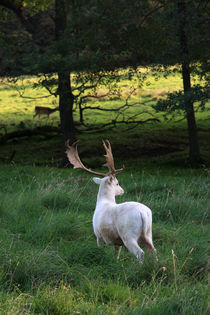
[79,102,84,124]
[181,63,201,166]
[58,72,76,167]
[178,1,202,166]
[55,0,76,167]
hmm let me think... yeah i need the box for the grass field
[0,164,209,314]
[0,70,209,314]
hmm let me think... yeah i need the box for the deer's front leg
[97,236,104,247]
[115,245,122,260]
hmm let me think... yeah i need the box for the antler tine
[102,139,124,175]
[102,140,115,174]
[65,140,107,177]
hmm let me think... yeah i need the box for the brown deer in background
[33,106,59,119]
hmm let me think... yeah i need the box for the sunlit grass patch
[0,67,209,167]
[1,68,207,131]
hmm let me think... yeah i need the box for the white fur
[92,176,157,265]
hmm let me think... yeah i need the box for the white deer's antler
[66,140,124,177]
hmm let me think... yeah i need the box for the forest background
[0,1,209,314]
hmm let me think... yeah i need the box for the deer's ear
[108,175,115,183]
[92,177,102,185]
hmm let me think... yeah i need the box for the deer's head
[92,175,124,196]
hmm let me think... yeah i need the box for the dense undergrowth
[0,164,208,314]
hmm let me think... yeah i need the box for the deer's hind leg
[140,232,158,261]
[123,238,144,265]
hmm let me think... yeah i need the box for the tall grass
[0,164,208,314]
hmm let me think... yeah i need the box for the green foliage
[1,0,208,74]
[23,0,54,14]
[153,84,210,118]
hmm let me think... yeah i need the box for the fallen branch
[0,126,61,144]
[82,117,160,132]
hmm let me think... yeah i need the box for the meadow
[0,69,209,166]
[0,70,209,314]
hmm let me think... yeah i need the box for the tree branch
[82,117,160,133]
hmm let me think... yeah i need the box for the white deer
[66,140,157,265]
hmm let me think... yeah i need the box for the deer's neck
[96,188,116,205]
